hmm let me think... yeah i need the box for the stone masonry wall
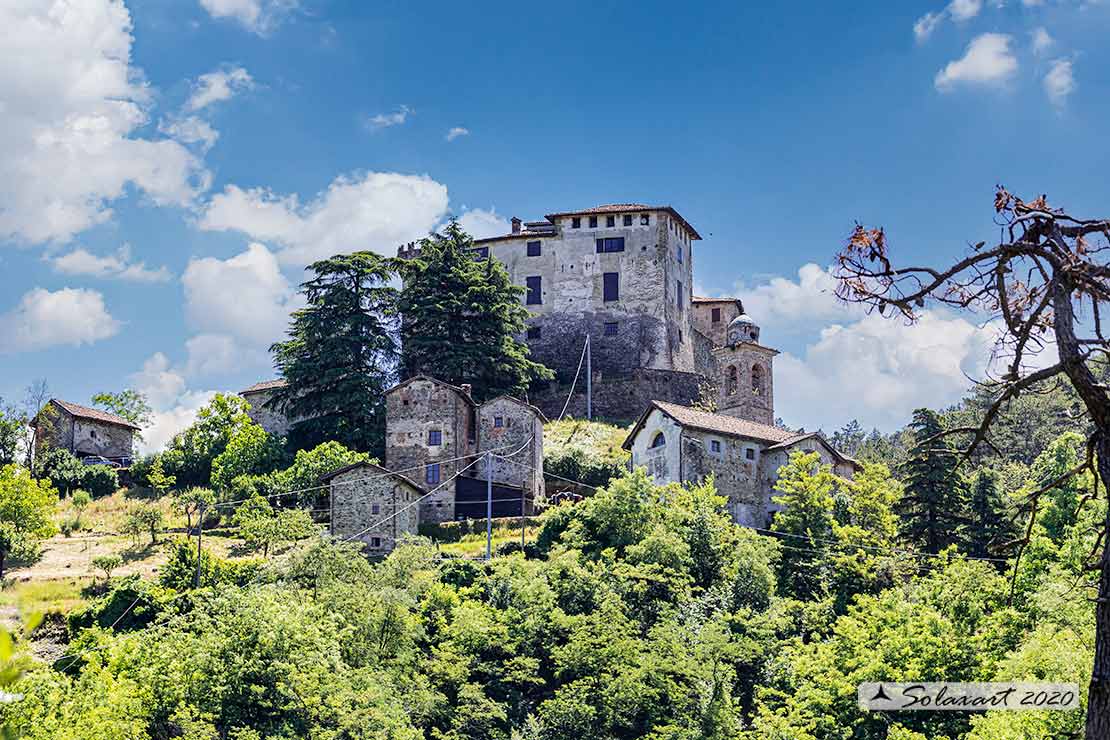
[242,389,292,438]
[384,379,476,523]
[712,344,776,426]
[476,397,543,506]
[329,467,420,554]
[680,430,768,528]
[528,367,703,424]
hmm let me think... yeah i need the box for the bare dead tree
[833,187,1110,740]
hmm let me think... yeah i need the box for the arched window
[650,432,666,448]
[726,365,738,396]
[752,365,765,395]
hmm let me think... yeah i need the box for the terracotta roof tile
[50,399,141,430]
[648,401,797,443]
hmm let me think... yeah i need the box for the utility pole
[486,451,493,560]
[585,333,592,420]
[194,502,204,588]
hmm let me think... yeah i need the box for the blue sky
[2,0,1107,448]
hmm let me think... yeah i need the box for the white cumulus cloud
[48,244,171,282]
[774,310,1000,432]
[1044,58,1076,106]
[935,33,1018,90]
[1031,27,1054,56]
[948,0,983,22]
[0,287,121,353]
[454,208,510,240]
[182,242,301,342]
[159,116,220,151]
[186,66,254,111]
[446,126,470,141]
[914,11,945,42]
[198,0,297,35]
[130,352,218,452]
[0,0,208,245]
[198,171,451,264]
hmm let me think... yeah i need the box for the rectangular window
[603,272,619,302]
[371,502,380,515]
[677,245,683,264]
[676,280,683,310]
[526,276,542,305]
[640,214,650,225]
[604,321,619,336]
[711,307,721,323]
[494,416,504,428]
[473,247,489,259]
[606,215,616,227]
[589,215,598,228]
[595,237,625,253]
[710,440,721,453]
[371,536,382,548]
[527,240,541,256]
[426,463,441,484]
[623,214,632,226]
[745,448,756,460]
[428,429,442,446]
[527,326,541,340]
[571,217,581,228]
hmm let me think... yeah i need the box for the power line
[557,335,589,421]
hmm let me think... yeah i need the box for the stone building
[324,461,423,554]
[476,395,545,505]
[240,379,293,437]
[32,399,140,464]
[711,313,778,426]
[623,401,858,528]
[399,203,707,421]
[384,376,477,523]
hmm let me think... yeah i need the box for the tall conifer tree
[963,469,1011,560]
[898,407,969,554]
[398,221,552,399]
[270,252,398,455]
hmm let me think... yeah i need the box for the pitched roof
[319,460,425,492]
[384,375,476,406]
[48,399,141,430]
[241,379,287,394]
[765,432,860,468]
[481,394,548,423]
[623,400,798,450]
[692,296,740,304]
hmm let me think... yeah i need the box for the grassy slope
[543,418,631,465]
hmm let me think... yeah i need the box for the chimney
[460,383,472,397]
[511,217,522,234]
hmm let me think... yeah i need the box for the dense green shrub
[80,465,119,498]
[158,541,263,591]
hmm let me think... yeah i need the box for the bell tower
[713,313,778,425]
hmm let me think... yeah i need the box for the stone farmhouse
[324,461,423,554]
[241,379,293,437]
[32,399,140,464]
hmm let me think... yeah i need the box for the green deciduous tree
[174,487,215,533]
[210,422,283,493]
[90,389,152,446]
[161,394,254,488]
[234,496,316,557]
[123,504,164,547]
[0,465,57,578]
[270,252,399,456]
[398,221,552,400]
[898,408,968,554]
[771,451,839,601]
[146,455,175,496]
[91,553,123,582]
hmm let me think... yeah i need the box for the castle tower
[713,313,778,426]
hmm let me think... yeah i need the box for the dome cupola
[727,313,760,345]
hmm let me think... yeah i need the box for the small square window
[623,214,632,226]
[426,463,441,484]
[606,215,616,227]
[710,440,721,453]
[90,430,98,438]
[527,240,541,256]
[494,416,504,428]
[589,216,598,228]
[604,321,619,336]
[428,429,442,446]
[370,536,382,548]
[745,448,756,460]
[711,307,721,323]
[402,399,409,406]
[571,217,581,228]
[371,502,380,515]
[640,214,649,225]
[527,326,541,340]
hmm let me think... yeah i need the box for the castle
[396,203,777,424]
[243,202,857,547]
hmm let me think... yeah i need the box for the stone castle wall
[528,367,704,424]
